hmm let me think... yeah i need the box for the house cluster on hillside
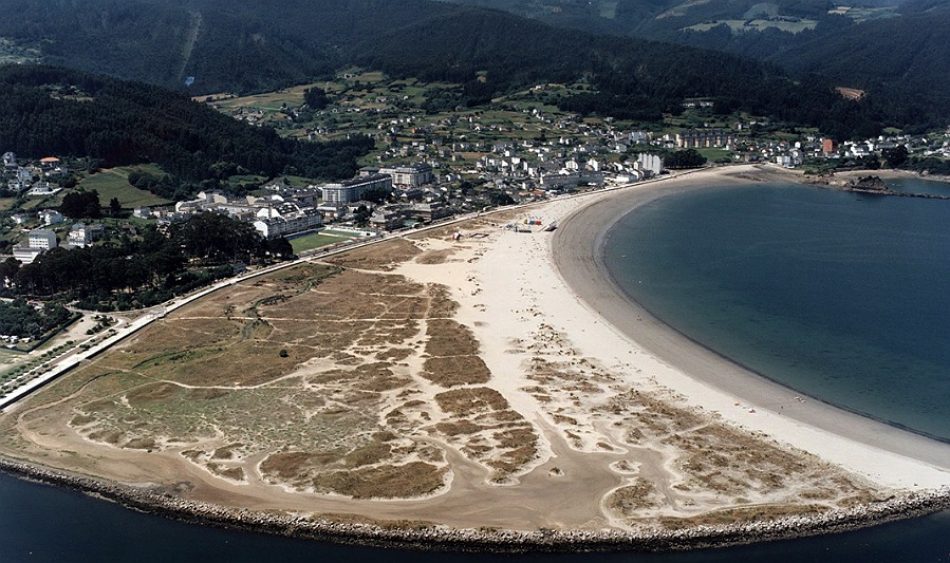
[11,223,104,264]
[2,152,69,196]
[364,107,673,205]
[150,162,449,238]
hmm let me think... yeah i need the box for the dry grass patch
[422,356,491,387]
[435,387,509,416]
[608,479,663,515]
[415,249,456,265]
[426,284,458,318]
[425,319,480,356]
[311,462,446,498]
[327,239,420,271]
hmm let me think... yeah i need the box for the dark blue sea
[1,471,948,562]
[603,180,950,441]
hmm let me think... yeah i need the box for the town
[5,75,950,269]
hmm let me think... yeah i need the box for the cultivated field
[78,165,173,208]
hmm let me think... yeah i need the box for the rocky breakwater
[810,174,950,200]
[1,455,948,553]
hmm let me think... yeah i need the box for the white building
[636,153,664,177]
[26,182,61,197]
[10,213,32,226]
[629,131,649,144]
[321,174,392,205]
[253,208,323,239]
[39,210,65,225]
[14,228,58,264]
[28,229,58,250]
[377,163,435,187]
[2,152,16,170]
[12,247,43,265]
[67,223,105,248]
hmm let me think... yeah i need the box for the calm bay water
[604,181,950,441]
[888,177,950,196]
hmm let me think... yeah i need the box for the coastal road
[0,167,707,414]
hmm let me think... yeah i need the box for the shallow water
[887,177,950,196]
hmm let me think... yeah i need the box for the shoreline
[552,165,950,478]
[1,455,947,553]
[1,164,949,552]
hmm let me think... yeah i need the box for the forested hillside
[776,3,950,97]
[0,66,373,183]
[0,0,944,137]
[445,0,950,118]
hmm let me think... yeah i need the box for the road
[0,168,705,413]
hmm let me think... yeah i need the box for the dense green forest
[446,0,950,123]
[0,66,374,185]
[0,299,73,339]
[0,0,943,138]
[7,213,294,311]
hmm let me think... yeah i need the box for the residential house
[39,210,65,225]
[67,223,105,248]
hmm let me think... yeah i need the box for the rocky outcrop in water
[850,176,891,193]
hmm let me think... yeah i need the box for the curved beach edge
[2,445,949,553]
[551,166,950,474]
[2,165,949,553]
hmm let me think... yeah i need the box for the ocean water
[603,181,950,441]
[887,177,950,196]
[1,472,948,562]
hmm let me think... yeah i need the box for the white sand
[455,165,950,491]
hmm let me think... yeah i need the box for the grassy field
[685,18,817,33]
[697,148,735,162]
[18,194,63,211]
[79,165,172,208]
[289,230,359,253]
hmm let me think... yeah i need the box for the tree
[488,191,515,206]
[665,149,707,169]
[303,86,330,110]
[882,145,909,168]
[60,190,101,219]
[361,187,391,204]
[0,257,20,286]
[265,237,294,260]
[354,205,371,227]
[171,212,264,263]
[109,197,122,216]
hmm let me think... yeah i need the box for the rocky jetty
[849,175,891,193]
[808,173,950,200]
[1,455,949,553]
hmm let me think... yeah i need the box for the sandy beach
[549,165,950,485]
[0,164,947,544]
